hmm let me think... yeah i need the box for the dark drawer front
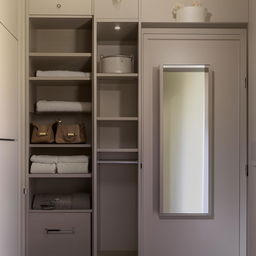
[29,213,91,256]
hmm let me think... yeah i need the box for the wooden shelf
[30,144,92,148]
[97,117,138,121]
[97,148,139,153]
[30,111,92,115]
[97,160,138,165]
[97,73,138,80]
[98,251,137,256]
[29,209,93,214]
[29,174,92,178]
[29,77,91,81]
[29,52,92,57]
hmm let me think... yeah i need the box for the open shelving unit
[26,16,140,256]
[95,21,139,256]
[26,16,94,256]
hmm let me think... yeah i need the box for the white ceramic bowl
[101,55,134,73]
[176,6,207,22]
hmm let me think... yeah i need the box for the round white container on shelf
[176,6,207,22]
[101,55,134,73]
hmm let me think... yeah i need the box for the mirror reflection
[160,65,212,216]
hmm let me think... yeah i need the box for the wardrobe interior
[26,16,139,256]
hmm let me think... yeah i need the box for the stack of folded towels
[36,100,92,112]
[30,155,89,174]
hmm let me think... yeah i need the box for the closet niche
[26,17,140,256]
[27,17,93,256]
[96,22,139,256]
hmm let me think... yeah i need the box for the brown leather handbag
[55,121,86,144]
[31,123,55,143]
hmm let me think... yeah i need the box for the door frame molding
[140,28,247,256]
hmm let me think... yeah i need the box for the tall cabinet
[25,1,140,256]
[95,21,140,256]
[26,15,94,256]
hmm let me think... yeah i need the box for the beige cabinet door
[95,0,138,19]
[141,29,247,256]
[0,24,18,140]
[28,0,92,16]
[0,0,17,37]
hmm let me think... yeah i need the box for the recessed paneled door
[141,28,247,256]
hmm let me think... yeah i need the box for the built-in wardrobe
[25,1,140,255]
[12,1,247,256]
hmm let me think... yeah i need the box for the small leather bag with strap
[55,121,86,144]
[31,122,55,143]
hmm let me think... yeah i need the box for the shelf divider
[97,117,138,121]
[29,209,93,214]
[29,52,92,57]
[97,148,139,153]
[97,160,138,165]
[97,73,138,80]
[30,144,92,148]
[29,173,92,178]
[29,77,91,81]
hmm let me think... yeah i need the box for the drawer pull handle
[45,228,75,235]
[57,3,62,8]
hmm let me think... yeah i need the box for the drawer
[28,0,92,16]
[29,213,91,256]
[95,0,139,19]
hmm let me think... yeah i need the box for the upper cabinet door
[95,0,139,19]
[141,0,248,22]
[0,24,18,140]
[29,0,92,16]
[0,0,18,37]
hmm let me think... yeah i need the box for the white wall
[141,0,248,23]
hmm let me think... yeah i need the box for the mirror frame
[159,64,213,218]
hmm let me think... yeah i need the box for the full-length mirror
[160,65,212,217]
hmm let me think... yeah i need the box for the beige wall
[141,0,248,23]
[248,0,256,255]
[0,0,17,37]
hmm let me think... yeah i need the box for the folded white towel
[30,163,57,174]
[57,163,89,174]
[30,155,58,164]
[36,100,92,112]
[58,155,89,163]
[36,70,91,78]
[30,155,89,164]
